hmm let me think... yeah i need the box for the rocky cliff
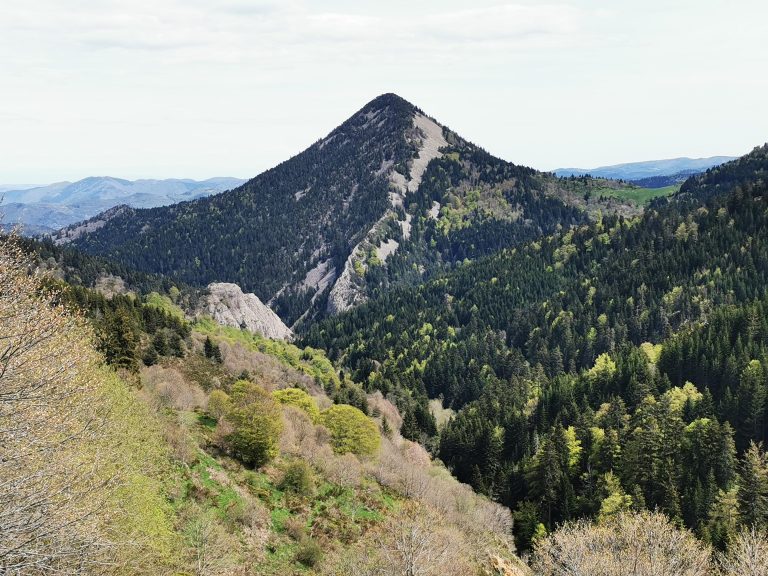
[202,282,292,340]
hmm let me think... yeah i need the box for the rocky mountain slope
[1,176,244,232]
[65,94,644,329]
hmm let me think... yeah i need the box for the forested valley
[2,98,768,575]
[304,144,768,551]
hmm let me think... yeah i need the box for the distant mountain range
[554,156,736,184]
[0,176,245,233]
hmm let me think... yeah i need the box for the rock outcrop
[327,112,447,315]
[203,282,292,340]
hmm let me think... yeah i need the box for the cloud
[0,1,587,62]
[423,4,582,44]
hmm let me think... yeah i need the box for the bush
[719,527,768,576]
[295,537,322,567]
[279,460,315,497]
[533,511,712,576]
[273,388,320,422]
[221,380,283,467]
[284,516,306,541]
[207,389,231,420]
[321,404,381,456]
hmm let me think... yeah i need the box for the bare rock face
[326,245,367,315]
[53,204,135,245]
[327,112,447,316]
[204,282,292,340]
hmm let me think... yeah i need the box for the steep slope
[2,176,244,232]
[303,144,768,548]
[0,238,181,573]
[677,143,768,200]
[307,145,768,411]
[3,236,529,575]
[69,94,420,312]
[68,94,640,328]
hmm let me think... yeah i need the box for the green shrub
[278,460,315,497]
[223,380,283,467]
[207,389,231,420]
[321,404,381,456]
[295,537,322,567]
[272,388,320,422]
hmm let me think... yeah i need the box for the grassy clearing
[595,184,679,205]
[145,291,186,321]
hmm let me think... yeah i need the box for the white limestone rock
[204,282,292,340]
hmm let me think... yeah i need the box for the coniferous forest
[303,144,768,550]
[3,90,768,575]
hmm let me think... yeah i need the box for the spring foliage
[273,387,321,422]
[0,236,178,574]
[220,380,284,467]
[321,404,381,456]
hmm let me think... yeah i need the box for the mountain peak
[348,93,421,128]
[363,92,417,111]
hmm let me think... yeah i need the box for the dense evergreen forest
[303,145,768,549]
[20,234,180,294]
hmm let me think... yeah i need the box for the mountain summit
[66,94,631,327]
[69,94,429,309]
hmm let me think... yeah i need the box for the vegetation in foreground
[1,234,523,575]
[4,227,768,574]
[4,143,768,573]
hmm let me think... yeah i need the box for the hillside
[303,144,768,550]
[1,239,527,575]
[9,150,767,572]
[7,140,768,575]
[1,176,244,233]
[65,94,643,329]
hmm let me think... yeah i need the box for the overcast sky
[1,0,766,183]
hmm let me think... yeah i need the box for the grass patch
[244,471,285,507]
[595,184,679,205]
[145,292,186,321]
[271,508,292,532]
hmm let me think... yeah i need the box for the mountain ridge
[64,93,644,328]
[1,176,245,232]
[554,155,736,180]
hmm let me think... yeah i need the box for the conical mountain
[65,93,636,327]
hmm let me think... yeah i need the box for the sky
[1,0,767,184]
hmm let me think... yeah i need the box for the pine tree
[716,422,737,489]
[204,335,223,363]
[142,344,159,367]
[99,308,139,372]
[204,335,215,359]
[737,442,768,529]
[152,331,168,356]
[708,487,740,550]
[737,361,766,449]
